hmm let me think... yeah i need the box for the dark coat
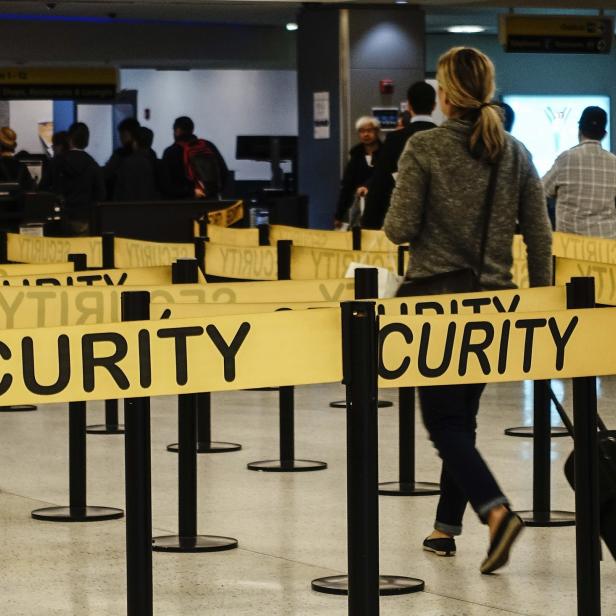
[52,150,105,217]
[104,145,133,197]
[361,121,436,229]
[0,155,34,191]
[113,150,161,202]
[335,142,381,221]
[161,137,228,199]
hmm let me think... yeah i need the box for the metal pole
[533,380,551,521]
[122,290,153,616]
[69,401,87,511]
[279,386,295,466]
[568,277,601,616]
[344,302,380,616]
[258,224,270,246]
[352,226,361,251]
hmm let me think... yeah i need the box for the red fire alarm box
[379,79,394,95]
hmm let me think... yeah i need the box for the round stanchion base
[166,441,242,454]
[152,535,238,553]
[516,510,576,527]
[0,405,37,412]
[247,459,327,473]
[311,574,424,596]
[504,425,569,438]
[329,400,394,409]
[86,424,125,435]
[379,480,440,497]
[31,505,124,522]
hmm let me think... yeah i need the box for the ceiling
[0,1,614,33]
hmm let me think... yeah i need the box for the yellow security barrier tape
[555,256,616,305]
[0,279,355,329]
[291,246,399,280]
[152,286,567,320]
[378,307,616,388]
[114,237,195,268]
[0,266,178,288]
[207,200,244,227]
[205,225,260,247]
[6,233,103,267]
[360,229,399,252]
[0,308,342,406]
[553,231,616,264]
[0,262,75,276]
[204,243,278,280]
[269,225,353,250]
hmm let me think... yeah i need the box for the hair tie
[479,102,494,110]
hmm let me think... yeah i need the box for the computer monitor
[503,94,611,177]
[371,108,399,131]
[235,136,297,162]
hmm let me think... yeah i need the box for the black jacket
[161,137,228,199]
[335,142,381,221]
[104,145,133,197]
[114,150,161,202]
[361,121,436,229]
[0,155,34,191]
[52,150,105,216]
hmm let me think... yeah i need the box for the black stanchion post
[258,223,270,246]
[568,277,602,616]
[352,226,361,251]
[121,291,153,616]
[31,400,124,521]
[248,240,327,472]
[330,268,393,410]
[67,252,88,271]
[312,301,424,600]
[87,232,124,435]
[515,381,575,526]
[154,261,238,553]
[166,258,241,455]
[194,236,206,276]
[199,217,208,239]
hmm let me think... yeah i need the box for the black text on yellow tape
[0,266,175,287]
[555,256,616,306]
[6,233,103,267]
[204,244,278,280]
[113,237,195,269]
[553,231,616,264]
[0,309,341,406]
[378,308,616,388]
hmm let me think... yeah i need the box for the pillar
[297,6,425,229]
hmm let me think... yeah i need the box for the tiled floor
[0,379,614,615]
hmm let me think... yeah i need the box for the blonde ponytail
[437,47,505,161]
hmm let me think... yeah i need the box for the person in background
[500,102,515,133]
[53,122,105,235]
[114,127,161,202]
[104,117,140,197]
[385,47,552,574]
[543,106,616,238]
[361,82,437,229]
[0,127,34,190]
[39,131,70,191]
[334,116,381,229]
[161,116,228,199]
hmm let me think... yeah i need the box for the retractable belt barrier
[113,237,196,269]
[0,277,604,616]
[0,262,75,276]
[5,233,103,267]
[555,256,616,305]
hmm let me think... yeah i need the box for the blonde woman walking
[384,47,552,574]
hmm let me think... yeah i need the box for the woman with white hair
[334,116,381,228]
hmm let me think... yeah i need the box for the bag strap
[476,159,500,280]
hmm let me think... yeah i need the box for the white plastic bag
[344,262,403,298]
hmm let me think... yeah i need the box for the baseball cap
[579,106,607,135]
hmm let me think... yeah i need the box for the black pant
[419,383,507,535]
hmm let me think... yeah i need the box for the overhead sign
[499,15,613,54]
[6,233,103,267]
[0,67,118,100]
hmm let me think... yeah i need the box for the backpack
[180,138,223,198]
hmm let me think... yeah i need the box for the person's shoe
[423,536,456,557]
[480,510,524,574]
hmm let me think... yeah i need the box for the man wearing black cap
[543,106,616,238]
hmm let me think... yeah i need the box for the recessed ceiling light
[395,1,409,5]
[447,25,486,34]
[286,22,298,32]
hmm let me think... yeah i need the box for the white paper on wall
[313,91,330,139]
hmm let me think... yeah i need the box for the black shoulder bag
[396,160,500,297]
